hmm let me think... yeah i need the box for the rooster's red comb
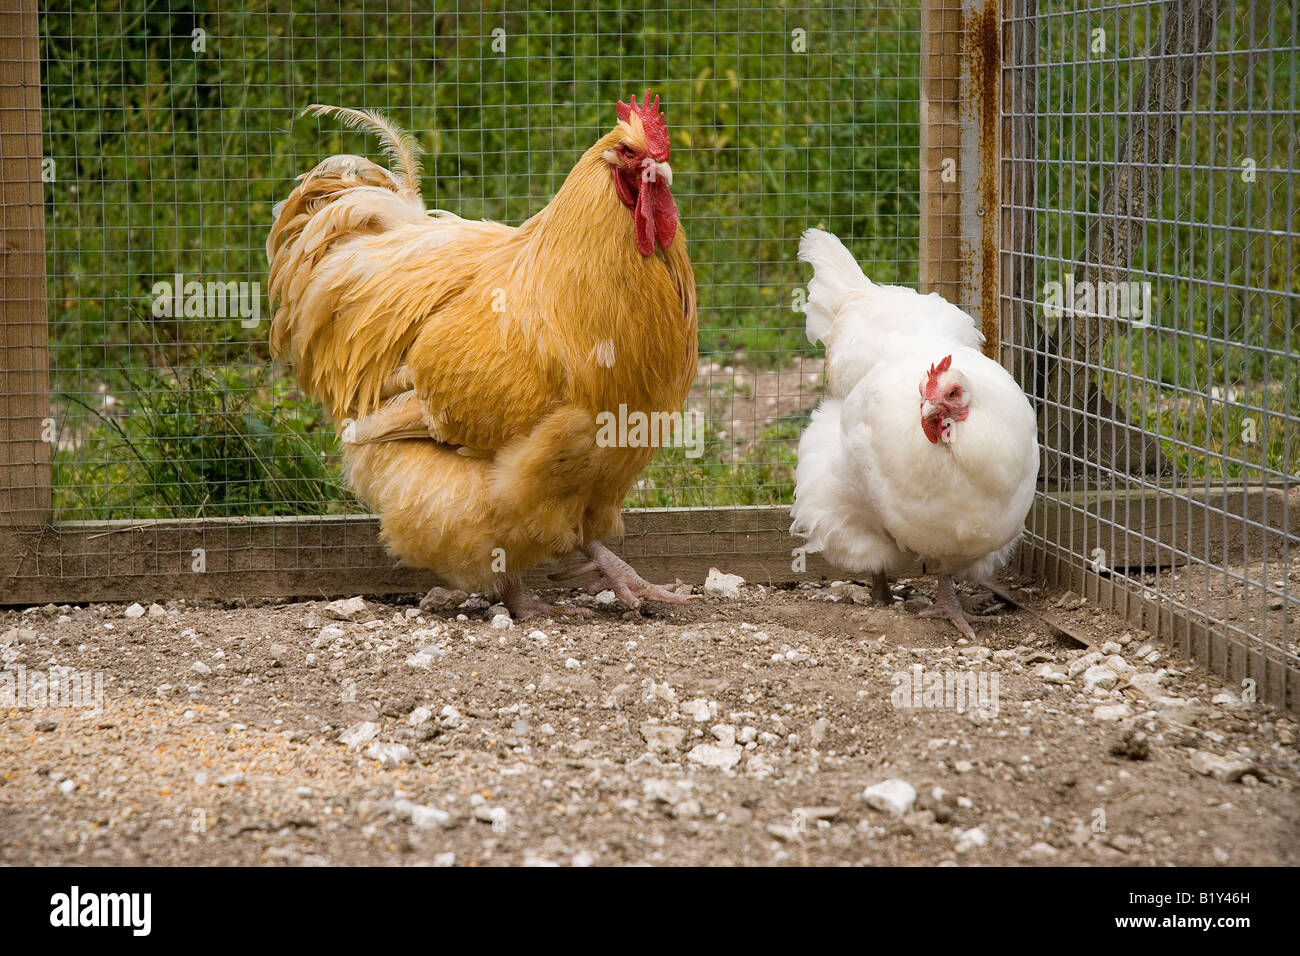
[616,89,670,161]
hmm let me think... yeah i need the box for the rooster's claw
[576,540,697,611]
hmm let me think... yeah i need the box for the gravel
[338,722,380,749]
[0,580,1296,866]
[862,779,917,816]
[1189,750,1254,783]
[703,568,745,599]
[686,743,744,769]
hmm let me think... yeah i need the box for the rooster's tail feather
[266,155,425,368]
[267,109,434,419]
[301,104,423,198]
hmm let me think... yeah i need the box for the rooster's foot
[575,540,698,611]
[916,575,979,641]
[497,577,593,620]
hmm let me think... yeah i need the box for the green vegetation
[632,415,808,510]
[54,366,351,521]
[1030,0,1296,482]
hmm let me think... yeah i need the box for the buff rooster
[267,92,697,617]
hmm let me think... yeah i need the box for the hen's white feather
[798,229,984,399]
[791,229,1038,583]
[791,399,916,575]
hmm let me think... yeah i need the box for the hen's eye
[947,387,960,400]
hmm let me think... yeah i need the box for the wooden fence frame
[0,0,1295,713]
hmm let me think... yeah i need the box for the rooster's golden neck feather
[505,131,696,414]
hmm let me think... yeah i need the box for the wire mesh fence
[1,0,923,595]
[1003,0,1298,704]
[33,0,918,523]
[1,0,1296,707]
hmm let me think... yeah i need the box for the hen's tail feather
[797,228,872,345]
[302,103,423,198]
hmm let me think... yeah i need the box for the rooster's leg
[493,575,593,620]
[497,577,554,620]
[870,571,893,606]
[917,574,978,641]
[576,540,696,611]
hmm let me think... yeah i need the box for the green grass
[631,415,807,510]
[53,366,352,520]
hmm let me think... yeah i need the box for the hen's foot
[576,540,697,611]
[916,574,979,641]
[870,571,893,606]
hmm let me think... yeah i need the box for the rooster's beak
[640,157,673,186]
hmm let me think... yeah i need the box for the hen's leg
[569,540,696,611]
[870,571,893,606]
[917,574,978,641]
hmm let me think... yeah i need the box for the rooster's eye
[619,145,635,156]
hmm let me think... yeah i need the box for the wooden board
[0,0,51,527]
[3,486,1292,602]
[920,0,1002,357]
[0,507,838,605]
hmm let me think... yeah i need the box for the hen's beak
[920,400,939,419]
[640,157,673,186]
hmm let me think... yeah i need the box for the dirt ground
[1,573,1297,867]
[1141,559,1299,659]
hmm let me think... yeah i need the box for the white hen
[790,229,1039,638]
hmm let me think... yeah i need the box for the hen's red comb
[927,355,953,380]
[616,89,670,161]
